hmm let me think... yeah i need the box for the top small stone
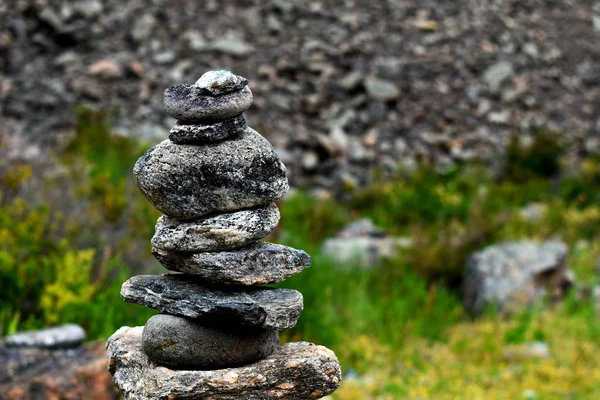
[195,70,248,96]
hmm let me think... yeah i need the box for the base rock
[107,326,341,400]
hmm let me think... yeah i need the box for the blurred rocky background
[3,1,600,399]
[2,0,600,191]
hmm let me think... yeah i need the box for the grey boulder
[169,115,247,144]
[107,326,342,400]
[152,242,311,285]
[164,84,252,122]
[151,204,280,252]
[463,240,572,316]
[142,314,279,370]
[121,274,303,330]
[133,128,289,220]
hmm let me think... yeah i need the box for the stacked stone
[107,71,341,400]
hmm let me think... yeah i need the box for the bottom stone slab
[107,326,341,400]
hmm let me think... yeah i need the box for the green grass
[1,113,600,398]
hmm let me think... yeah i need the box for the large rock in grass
[152,204,280,252]
[463,240,574,316]
[142,314,279,370]
[121,274,303,330]
[107,326,341,400]
[133,128,289,220]
[152,242,311,285]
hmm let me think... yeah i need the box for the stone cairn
[106,71,341,399]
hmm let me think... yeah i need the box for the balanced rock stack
[106,71,341,400]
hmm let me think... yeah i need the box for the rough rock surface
[463,240,572,316]
[152,204,280,252]
[1,324,86,349]
[0,341,117,400]
[142,314,279,370]
[164,85,253,122]
[107,326,341,400]
[152,242,311,285]
[169,115,247,144]
[195,70,249,96]
[133,128,289,220]
[121,274,303,330]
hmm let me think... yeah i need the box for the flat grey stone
[107,326,341,400]
[1,324,86,349]
[121,274,303,330]
[133,128,289,220]
[152,242,311,286]
[164,84,252,122]
[169,115,247,144]
[194,71,248,96]
[152,204,280,252]
[142,314,279,370]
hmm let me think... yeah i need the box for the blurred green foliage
[2,116,600,398]
[0,195,155,338]
[0,109,158,338]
